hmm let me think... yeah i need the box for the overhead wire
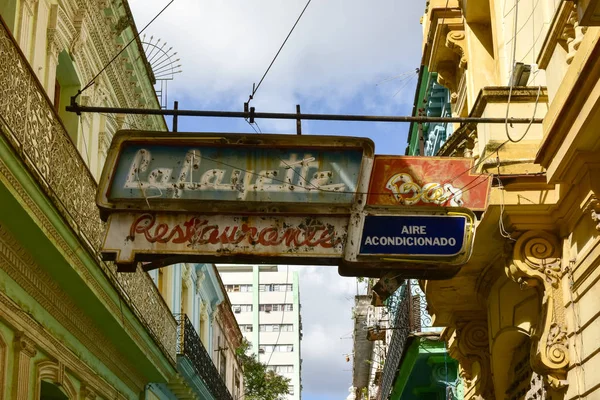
[392,73,418,98]
[504,0,542,143]
[265,266,291,368]
[76,0,176,99]
[144,151,493,199]
[247,0,314,104]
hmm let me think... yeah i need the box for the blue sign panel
[108,144,363,204]
[359,215,467,257]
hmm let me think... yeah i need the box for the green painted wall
[407,66,429,156]
[0,0,18,33]
[389,337,460,400]
[0,269,137,398]
[0,132,175,391]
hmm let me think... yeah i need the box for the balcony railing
[0,18,176,361]
[378,280,434,400]
[174,314,234,400]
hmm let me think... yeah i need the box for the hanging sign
[366,156,491,210]
[97,131,373,218]
[359,214,470,260]
[339,208,476,279]
[101,212,348,269]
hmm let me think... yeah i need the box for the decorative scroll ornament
[448,320,494,399]
[583,195,600,231]
[506,231,569,390]
[446,30,468,69]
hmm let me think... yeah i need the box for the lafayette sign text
[97,131,373,216]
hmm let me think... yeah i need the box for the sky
[127,0,425,398]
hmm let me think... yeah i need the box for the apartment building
[218,264,302,400]
[400,1,600,399]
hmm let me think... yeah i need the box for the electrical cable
[143,151,494,200]
[392,73,418,98]
[76,0,176,99]
[253,120,263,134]
[244,118,260,134]
[265,265,291,370]
[247,0,314,104]
[504,0,542,143]
[566,257,587,396]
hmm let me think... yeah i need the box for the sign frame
[96,131,374,220]
[101,212,349,270]
[341,207,476,278]
[366,155,492,211]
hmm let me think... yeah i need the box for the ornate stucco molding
[448,319,494,399]
[34,360,77,400]
[446,30,467,69]
[505,231,569,390]
[437,61,458,103]
[582,194,600,231]
[13,333,37,400]
[0,292,126,399]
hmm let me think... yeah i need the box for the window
[55,51,81,143]
[40,381,68,400]
[259,284,292,292]
[225,284,253,292]
[288,384,295,395]
[259,324,293,332]
[157,268,164,294]
[234,370,241,399]
[232,304,253,313]
[218,336,227,381]
[259,345,294,353]
[259,304,293,312]
[240,324,253,332]
[267,365,294,374]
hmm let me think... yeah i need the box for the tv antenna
[142,34,182,109]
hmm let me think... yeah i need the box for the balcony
[174,314,234,400]
[0,17,176,362]
[377,280,453,400]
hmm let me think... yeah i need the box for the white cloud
[288,265,364,397]
[128,0,425,396]
[130,0,423,120]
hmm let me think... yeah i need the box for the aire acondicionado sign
[97,131,489,278]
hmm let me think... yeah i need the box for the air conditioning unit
[510,62,532,86]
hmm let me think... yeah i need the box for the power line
[265,266,291,368]
[74,0,176,100]
[247,0,314,104]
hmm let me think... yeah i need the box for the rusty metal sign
[102,212,348,269]
[367,156,491,210]
[97,131,374,218]
[340,207,476,279]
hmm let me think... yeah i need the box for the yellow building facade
[418,1,600,399]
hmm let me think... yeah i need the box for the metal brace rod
[66,102,544,124]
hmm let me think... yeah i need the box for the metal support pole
[173,101,179,132]
[296,104,302,135]
[65,103,544,125]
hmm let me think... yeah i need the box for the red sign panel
[367,156,491,211]
[102,213,348,268]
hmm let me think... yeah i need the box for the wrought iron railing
[378,280,434,400]
[0,18,176,362]
[174,314,234,400]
